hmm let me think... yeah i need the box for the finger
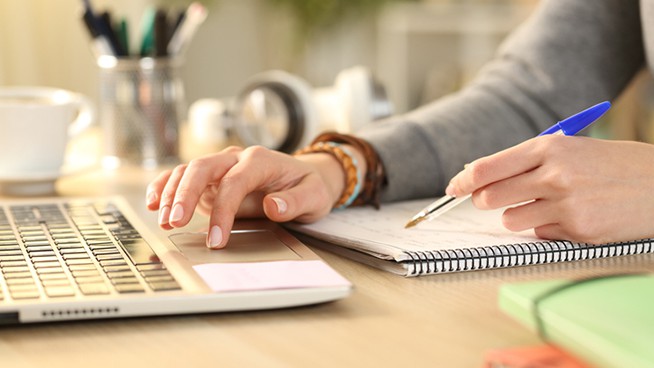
[158,164,188,230]
[205,152,275,248]
[145,169,173,211]
[168,151,240,228]
[205,147,308,248]
[533,224,567,241]
[471,166,546,210]
[448,136,556,197]
[262,173,332,223]
[501,199,558,233]
[235,192,265,218]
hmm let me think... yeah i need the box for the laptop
[0,196,351,324]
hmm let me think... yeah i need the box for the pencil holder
[98,57,185,169]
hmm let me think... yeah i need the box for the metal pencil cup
[98,57,185,169]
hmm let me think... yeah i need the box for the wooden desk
[2,166,653,367]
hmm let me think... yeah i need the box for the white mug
[0,86,94,193]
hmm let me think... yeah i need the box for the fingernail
[169,203,184,223]
[158,206,170,225]
[146,191,157,205]
[271,197,287,215]
[445,183,455,197]
[464,163,470,170]
[207,225,223,248]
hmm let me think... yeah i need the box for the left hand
[446,135,654,244]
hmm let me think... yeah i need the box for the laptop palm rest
[168,230,302,265]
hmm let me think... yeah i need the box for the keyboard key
[144,275,175,283]
[0,260,28,268]
[92,248,121,255]
[33,261,63,269]
[10,290,40,299]
[106,270,138,279]
[149,281,181,291]
[0,249,23,256]
[111,277,140,285]
[72,269,101,277]
[28,250,56,258]
[5,271,34,279]
[96,254,124,261]
[79,283,110,295]
[59,248,88,255]
[0,255,25,262]
[62,253,92,260]
[31,256,60,263]
[99,259,128,267]
[139,269,172,277]
[117,239,160,265]
[36,267,65,275]
[24,245,54,252]
[23,240,51,247]
[41,279,72,287]
[65,259,94,265]
[39,273,69,281]
[6,277,37,285]
[103,265,132,273]
[114,283,145,293]
[45,286,75,298]
[68,264,97,271]
[75,276,105,284]
[2,265,31,273]
[8,283,39,292]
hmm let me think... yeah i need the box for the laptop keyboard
[0,200,181,302]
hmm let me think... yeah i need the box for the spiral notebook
[287,198,654,276]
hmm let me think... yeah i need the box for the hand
[145,145,349,249]
[446,135,654,244]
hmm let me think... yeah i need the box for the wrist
[294,143,366,209]
[295,152,347,206]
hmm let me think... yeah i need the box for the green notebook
[499,274,654,368]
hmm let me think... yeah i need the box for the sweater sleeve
[358,0,645,202]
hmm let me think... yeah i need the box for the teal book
[499,274,654,368]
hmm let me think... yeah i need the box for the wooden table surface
[2,165,652,368]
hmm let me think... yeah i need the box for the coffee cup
[0,86,94,195]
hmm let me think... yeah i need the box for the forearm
[358,0,644,203]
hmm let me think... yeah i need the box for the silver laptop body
[0,196,351,324]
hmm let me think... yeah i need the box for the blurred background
[1,0,653,158]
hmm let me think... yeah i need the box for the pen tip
[404,218,421,229]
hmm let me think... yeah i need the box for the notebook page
[290,198,542,260]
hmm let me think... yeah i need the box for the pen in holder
[98,56,185,169]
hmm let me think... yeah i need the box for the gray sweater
[360,0,647,202]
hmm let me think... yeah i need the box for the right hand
[145,145,347,249]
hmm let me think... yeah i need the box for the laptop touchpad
[169,230,302,265]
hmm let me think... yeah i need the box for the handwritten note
[193,260,351,292]
[288,198,540,259]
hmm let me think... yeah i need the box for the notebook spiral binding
[403,239,654,276]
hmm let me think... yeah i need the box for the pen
[167,2,207,57]
[81,8,115,57]
[139,7,157,56]
[404,101,612,229]
[154,9,169,57]
[100,11,127,56]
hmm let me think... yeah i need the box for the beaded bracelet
[294,141,362,209]
[310,132,386,209]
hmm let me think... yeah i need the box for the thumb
[262,182,332,223]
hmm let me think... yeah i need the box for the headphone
[188,66,393,153]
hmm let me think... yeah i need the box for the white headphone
[188,66,393,153]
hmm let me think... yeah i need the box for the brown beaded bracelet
[293,141,362,209]
[309,132,387,209]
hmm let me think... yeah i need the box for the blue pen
[405,101,612,229]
